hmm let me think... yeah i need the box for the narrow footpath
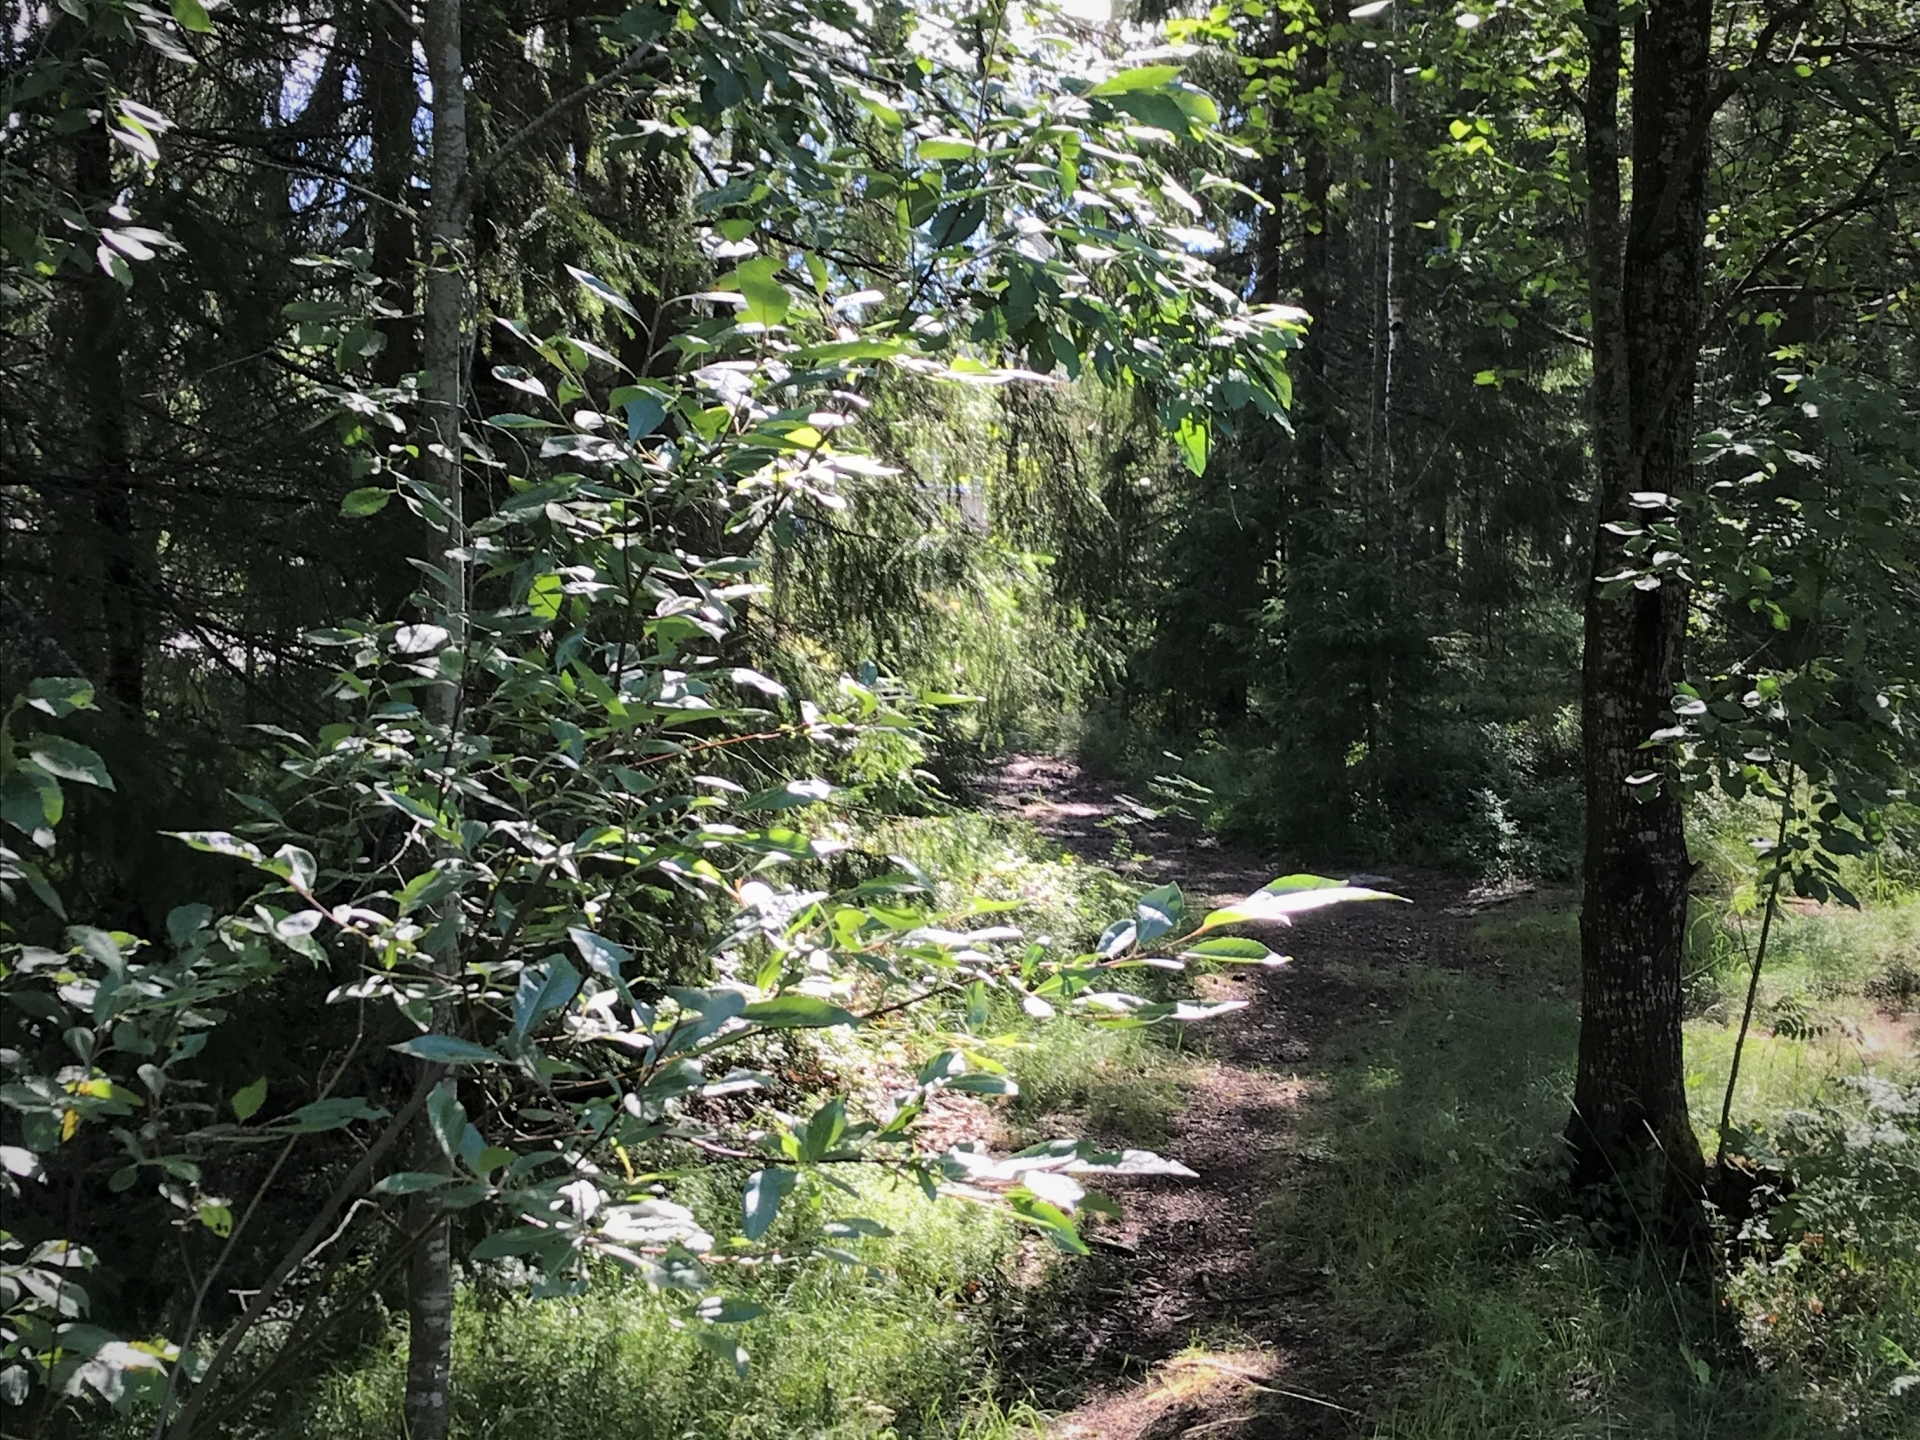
[978,756,1512,1440]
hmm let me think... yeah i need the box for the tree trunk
[403,0,467,1432]
[1281,0,1353,822]
[368,0,421,386]
[1568,0,1715,1211]
[66,120,146,720]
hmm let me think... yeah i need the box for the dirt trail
[978,756,1498,1440]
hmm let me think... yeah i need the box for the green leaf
[567,265,639,318]
[24,678,96,718]
[470,1225,565,1260]
[930,198,987,250]
[166,903,212,948]
[12,857,65,916]
[341,486,391,516]
[739,778,835,811]
[527,572,564,621]
[1174,412,1209,476]
[1193,877,1408,934]
[693,1326,750,1376]
[26,737,114,790]
[1086,64,1183,96]
[391,1035,505,1065]
[171,0,213,32]
[696,1296,765,1324]
[1135,884,1183,946]
[1180,937,1288,965]
[3,768,61,836]
[948,1073,1019,1096]
[372,1171,456,1195]
[1007,1193,1088,1254]
[610,383,671,440]
[274,844,317,891]
[917,135,980,161]
[168,830,265,864]
[800,1097,847,1161]
[230,1077,268,1122]
[731,257,791,328]
[740,995,859,1029]
[798,339,911,363]
[569,928,633,981]
[427,1079,467,1159]
[511,957,582,1042]
[275,1097,388,1133]
[742,1167,796,1239]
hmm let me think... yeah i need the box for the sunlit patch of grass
[256,1171,1039,1440]
[996,1013,1187,1148]
[866,809,1199,1151]
[863,809,1137,945]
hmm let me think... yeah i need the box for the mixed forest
[2,0,1918,1435]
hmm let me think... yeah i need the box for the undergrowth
[869,809,1191,1147]
[224,811,1187,1440]
[274,1174,1039,1440]
[175,801,1918,1440]
[1076,703,1586,879]
[1261,892,1918,1439]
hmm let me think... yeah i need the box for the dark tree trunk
[63,121,147,720]
[1279,0,1355,827]
[1569,0,1716,1209]
[364,0,430,623]
[368,0,420,385]
[1285,0,1347,645]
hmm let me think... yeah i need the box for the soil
[974,755,1497,1440]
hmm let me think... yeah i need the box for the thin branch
[1714,163,1898,320]
[458,44,662,216]
[1715,764,1795,1171]
[164,1073,436,1440]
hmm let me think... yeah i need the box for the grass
[164,805,1920,1439]
[1258,892,1919,1439]
[271,1173,1044,1440]
[196,811,1190,1440]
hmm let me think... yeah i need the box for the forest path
[977,755,1504,1440]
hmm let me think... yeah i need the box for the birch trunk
[403,0,467,1431]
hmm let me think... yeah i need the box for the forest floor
[977,755,1526,1440]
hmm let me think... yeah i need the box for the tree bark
[1569,0,1716,1211]
[368,0,421,386]
[403,0,467,1432]
[65,120,146,720]
[1280,0,1354,814]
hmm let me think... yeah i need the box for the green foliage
[3,0,1332,1417]
[3,0,1917,1429]
[1722,1078,1920,1432]
[1663,369,1920,906]
[1089,701,1584,875]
